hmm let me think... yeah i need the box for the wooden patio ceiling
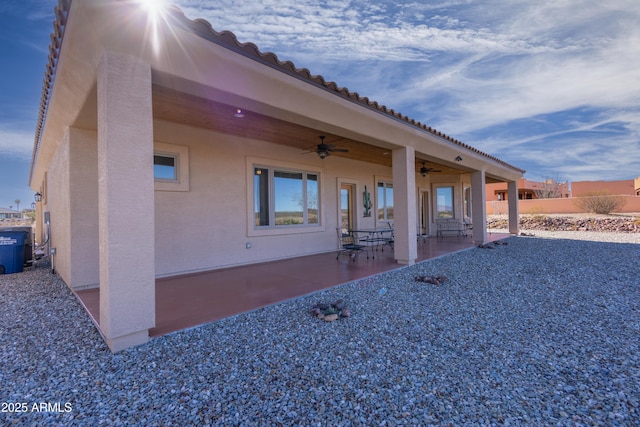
[151,84,467,176]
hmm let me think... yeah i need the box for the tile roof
[31,0,524,183]
[30,0,69,185]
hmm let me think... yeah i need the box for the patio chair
[336,228,369,261]
[382,222,394,251]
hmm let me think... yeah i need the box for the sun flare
[138,0,166,16]
[137,0,168,54]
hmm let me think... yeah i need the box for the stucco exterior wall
[41,129,100,290]
[150,120,480,277]
[38,117,482,284]
[68,128,99,289]
[487,196,640,215]
[571,180,636,196]
[153,120,397,276]
[46,131,71,285]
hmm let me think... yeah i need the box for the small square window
[154,143,189,191]
[154,154,177,181]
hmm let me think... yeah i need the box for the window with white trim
[254,166,320,228]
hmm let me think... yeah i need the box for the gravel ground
[1,231,639,426]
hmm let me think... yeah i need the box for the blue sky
[1,0,639,209]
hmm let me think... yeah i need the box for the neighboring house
[0,208,22,220]
[486,178,570,201]
[486,176,640,215]
[572,178,639,197]
[29,0,523,351]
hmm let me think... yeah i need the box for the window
[254,166,320,228]
[154,143,189,192]
[154,154,177,181]
[436,186,454,219]
[377,181,393,221]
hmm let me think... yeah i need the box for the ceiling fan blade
[330,148,349,153]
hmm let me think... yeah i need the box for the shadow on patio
[76,234,509,337]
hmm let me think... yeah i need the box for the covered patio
[75,233,508,337]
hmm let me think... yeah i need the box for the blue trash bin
[0,230,29,274]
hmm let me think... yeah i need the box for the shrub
[574,192,626,214]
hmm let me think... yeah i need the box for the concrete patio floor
[75,233,509,337]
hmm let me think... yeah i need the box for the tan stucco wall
[39,128,100,290]
[37,118,482,285]
[488,196,640,215]
[150,119,483,277]
[68,128,99,289]
[46,130,71,284]
[572,180,636,196]
[152,120,416,276]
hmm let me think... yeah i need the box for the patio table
[349,228,394,256]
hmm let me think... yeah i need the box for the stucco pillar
[507,180,519,235]
[392,147,417,265]
[97,51,155,352]
[471,170,487,245]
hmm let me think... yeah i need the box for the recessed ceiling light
[234,108,245,118]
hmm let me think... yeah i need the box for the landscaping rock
[324,314,339,322]
[488,214,640,233]
[311,300,350,321]
[414,275,448,285]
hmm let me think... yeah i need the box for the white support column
[507,180,519,235]
[471,170,487,245]
[392,147,417,265]
[97,51,155,352]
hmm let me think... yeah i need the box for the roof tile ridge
[31,0,71,186]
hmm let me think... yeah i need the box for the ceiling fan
[305,136,349,159]
[419,162,442,176]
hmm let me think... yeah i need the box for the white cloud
[0,128,35,161]
[167,0,640,180]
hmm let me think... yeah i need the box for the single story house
[0,208,23,220]
[486,178,570,201]
[29,0,523,351]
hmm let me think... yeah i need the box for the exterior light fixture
[455,156,463,162]
[234,108,245,118]
[34,192,42,202]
